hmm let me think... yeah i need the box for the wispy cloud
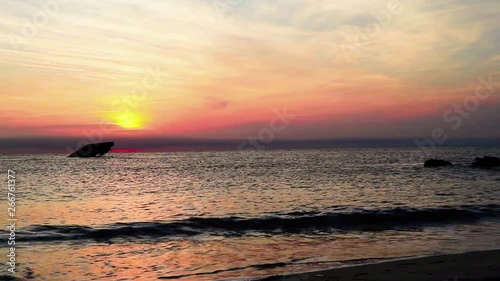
[0,0,498,142]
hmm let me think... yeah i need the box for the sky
[0,0,499,152]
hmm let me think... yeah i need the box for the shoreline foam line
[246,249,500,281]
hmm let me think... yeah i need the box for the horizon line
[1,137,499,154]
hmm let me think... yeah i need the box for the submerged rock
[424,159,452,168]
[68,142,115,157]
[471,156,500,169]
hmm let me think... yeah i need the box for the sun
[111,112,147,129]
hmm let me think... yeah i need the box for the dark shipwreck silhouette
[68,142,115,157]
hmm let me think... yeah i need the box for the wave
[6,204,500,243]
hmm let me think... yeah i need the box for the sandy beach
[256,249,500,281]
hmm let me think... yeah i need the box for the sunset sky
[0,0,499,151]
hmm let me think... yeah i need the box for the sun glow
[111,112,147,129]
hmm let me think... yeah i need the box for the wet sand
[255,249,500,281]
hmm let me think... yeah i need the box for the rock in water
[68,142,115,157]
[471,156,500,169]
[424,159,452,168]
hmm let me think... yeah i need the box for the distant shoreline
[252,249,500,281]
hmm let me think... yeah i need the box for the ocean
[1,147,499,280]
